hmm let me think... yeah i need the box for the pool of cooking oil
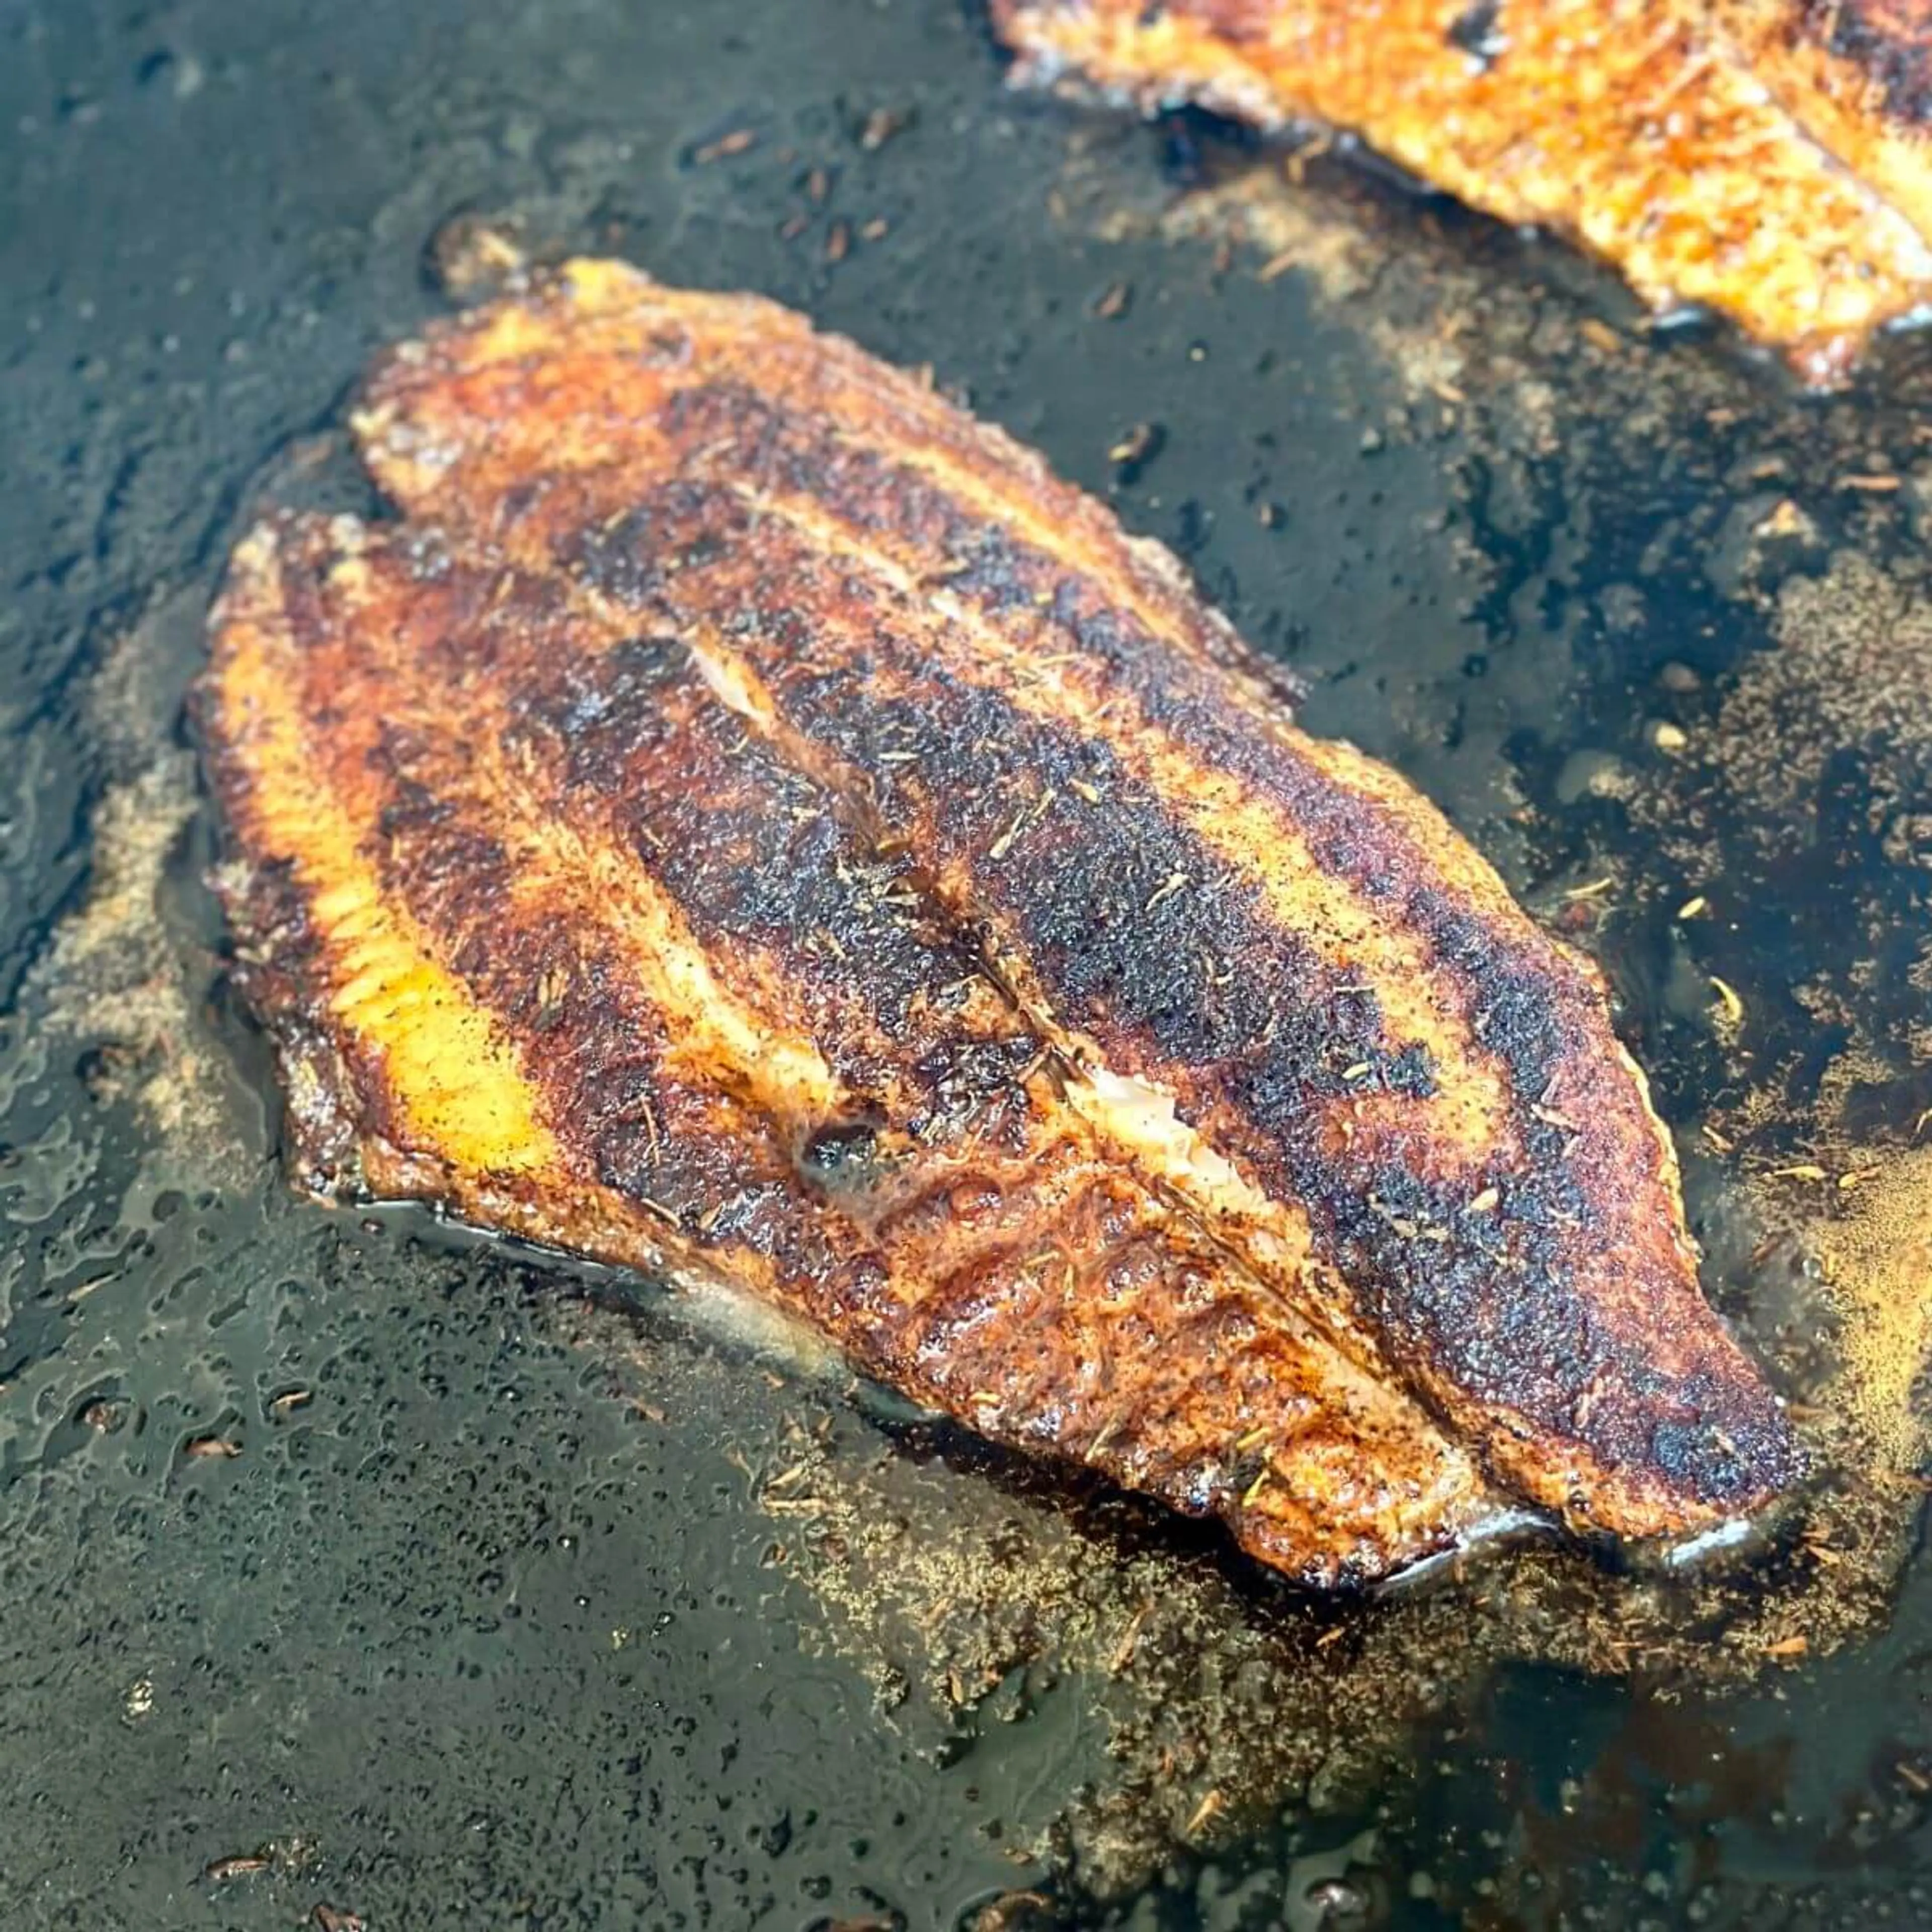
[4,2,1931,1925]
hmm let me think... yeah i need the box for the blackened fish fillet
[201,261,1797,1586]
[990,0,1932,382]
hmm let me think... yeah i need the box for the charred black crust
[250,536,1123,1385]
[1445,1,1507,70]
[1797,0,1932,126]
[215,851,368,1195]
[335,657,910,1337]
[478,601,1049,1126]
[549,380,1801,1516]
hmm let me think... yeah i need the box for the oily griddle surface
[8,1,1932,1923]
[202,262,1793,1586]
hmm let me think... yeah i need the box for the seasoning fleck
[1184,1788,1227,1837]
[204,1854,271,1883]
[858,107,909,150]
[1145,870,1189,912]
[692,127,756,166]
[1108,422,1163,470]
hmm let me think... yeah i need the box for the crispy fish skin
[989,0,1932,382]
[343,261,1800,1544]
[202,511,1496,1587]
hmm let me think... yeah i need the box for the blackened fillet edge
[215,259,1796,1574]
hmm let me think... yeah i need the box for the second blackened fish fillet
[991,0,1932,382]
[204,260,1797,1585]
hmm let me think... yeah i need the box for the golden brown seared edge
[201,508,1498,1587]
[341,261,1801,1543]
[990,0,1932,382]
